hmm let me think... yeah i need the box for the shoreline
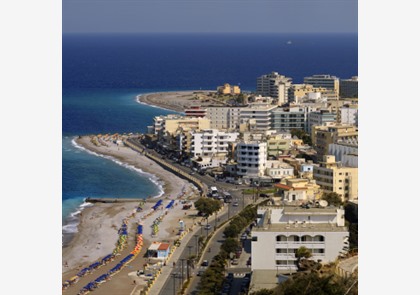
[62,136,165,248]
[63,135,200,278]
[136,90,218,113]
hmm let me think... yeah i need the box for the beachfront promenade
[63,134,253,295]
[124,138,208,197]
[145,205,229,295]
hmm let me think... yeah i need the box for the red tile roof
[158,243,170,251]
[274,183,293,190]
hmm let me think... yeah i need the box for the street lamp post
[194,234,199,256]
[180,258,185,285]
[171,273,177,295]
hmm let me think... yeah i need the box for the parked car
[197,270,205,276]
[259,193,270,198]
[231,259,239,265]
[204,224,212,230]
[201,260,209,267]
[226,273,234,282]
[232,201,239,207]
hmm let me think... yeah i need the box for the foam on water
[136,94,182,113]
[71,138,164,198]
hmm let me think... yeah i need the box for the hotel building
[256,72,292,105]
[313,155,358,202]
[251,205,349,273]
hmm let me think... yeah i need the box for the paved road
[159,200,248,295]
[126,137,261,295]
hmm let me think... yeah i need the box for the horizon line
[62,31,358,35]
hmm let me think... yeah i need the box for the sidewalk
[143,206,227,295]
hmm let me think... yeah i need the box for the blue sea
[62,33,357,243]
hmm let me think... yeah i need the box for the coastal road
[125,137,262,294]
[127,137,254,196]
[158,200,246,295]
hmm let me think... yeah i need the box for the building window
[276,235,287,242]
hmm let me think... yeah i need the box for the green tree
[194,198,221,217]
[322,192,343,207]
[250,289,274,295]
[295,246,312,271]
[291,129,312,145]
[223,223,241,238]
[221,237,240,254]
[280,272,356,295]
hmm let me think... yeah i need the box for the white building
[340,105,358,125]
[307,110,337,133]
[236,141,267,178]
[240,104,277,131]
[206,106,242,131]
[190,129,238,157]
[256,72,293,105]
[265,160,294,179]
[328,142,358,168]
[251,205,349,273]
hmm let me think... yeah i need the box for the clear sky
[63,0,357,33]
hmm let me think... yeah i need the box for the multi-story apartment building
[205,106,242,131]
[328,141,358,168]
[340,104,358,125]
[265,160,294,180]
[311,124,358,157]
[184,105,207,118]
[313,155,358,202]
[267,133,292,157]
[251,205,349,273]
[304,74,340,95]
[236,141,267,178]
[240,104,277,131]
[256,72,292,105]
[190,129,239,157]
[271,106,306,132]
[150,114,210,136]
[306,110,337,133]
[339,76,358,98]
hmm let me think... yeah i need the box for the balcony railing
[276,241,325,245]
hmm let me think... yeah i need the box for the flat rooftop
[258,205,339,214]
[253,222,348,233]
[249,270,289,293]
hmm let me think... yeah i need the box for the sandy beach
[62,135,202,294]
[137,90,222,113]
